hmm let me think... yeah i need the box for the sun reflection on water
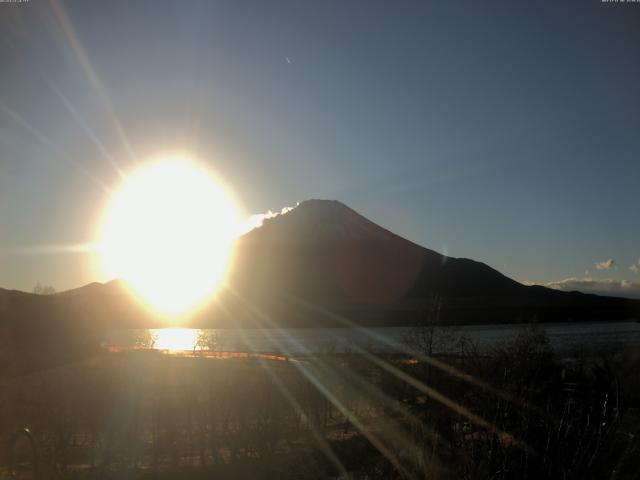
[152,328,199,351]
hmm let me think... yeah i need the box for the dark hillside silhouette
[228,200,640,326]
[1,200,639,330]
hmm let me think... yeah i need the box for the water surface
[104,321,640,356]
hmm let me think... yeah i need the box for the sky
[1,0,639,297]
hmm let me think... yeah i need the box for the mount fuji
[1,199,639,330]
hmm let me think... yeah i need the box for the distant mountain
[225,200,640,327]
[1,199,638,331]
[0,279,148,344]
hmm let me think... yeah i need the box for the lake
[103,321,640,356]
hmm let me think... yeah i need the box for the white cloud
[238,204,298,235]
[544,277,640,299]
[595,259,615,270]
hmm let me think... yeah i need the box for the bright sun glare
[99,157,241,316]
[152,329,199,351]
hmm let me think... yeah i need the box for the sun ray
[49,0,138,164]
[279,294,532,452]
[0,101,112,194]
[46,79,125,179]
[0,243,98,256]
[287,293,536,411]
[228,287,532,455]
[225,287,437,478]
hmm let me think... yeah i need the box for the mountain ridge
[1,199,639,329]
[227,200,639,326]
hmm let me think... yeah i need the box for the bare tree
[33,283,56,295]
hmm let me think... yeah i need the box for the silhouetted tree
[33,283,56,295]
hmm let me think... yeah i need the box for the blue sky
[1,0,639,296]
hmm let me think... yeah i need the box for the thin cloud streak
[545,277,640,299]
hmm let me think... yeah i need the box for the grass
[0,326,639,479]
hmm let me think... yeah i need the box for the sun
[99,157,241,317]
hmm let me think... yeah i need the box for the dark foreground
[1,326,639,480]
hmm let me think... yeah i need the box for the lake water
[104,321,640,356]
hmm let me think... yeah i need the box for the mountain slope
[226,200,639,326]
[232,199,525,303]
[1,199,638,329]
